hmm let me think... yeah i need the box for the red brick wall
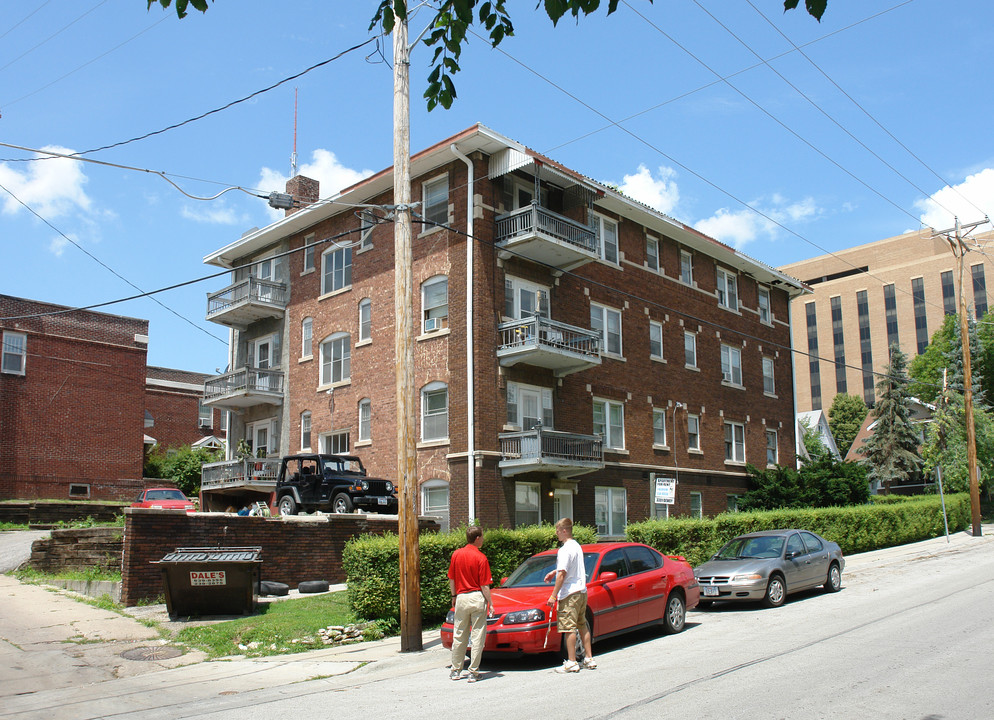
[144,386,224,451]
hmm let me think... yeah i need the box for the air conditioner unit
[425,317,440,332]
[198,418,212,429]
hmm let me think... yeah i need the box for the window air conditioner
[425,317,439,332]
[198,418,212,429]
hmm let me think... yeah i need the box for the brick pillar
[285,176,319,217]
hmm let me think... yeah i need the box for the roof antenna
[290,87,298,178]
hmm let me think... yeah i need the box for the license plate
[702,585,719,597]
[377,497,388,505]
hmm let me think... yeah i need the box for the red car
[441,542,699,659]
[131,488,196,511]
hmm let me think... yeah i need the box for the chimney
[284,175,319,217]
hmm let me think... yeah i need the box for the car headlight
[361,480,370,491]
[445,610,455,624]
[731,573,763,582]
[385,481,394,493]
[503,608,545,625]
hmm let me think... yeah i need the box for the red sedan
[131,488,196,511]
[441,542,699,659]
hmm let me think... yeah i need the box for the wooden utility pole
[393,15,422,651]
[935,217,988,538]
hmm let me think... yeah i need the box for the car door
[623,546,668,627]
[593,548,638,636]
[782,532,810,592]
[799,531,831,588]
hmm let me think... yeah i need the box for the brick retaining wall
[27,526,124,574]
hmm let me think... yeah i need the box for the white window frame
[421,381,449,442]
[198,401,212,428]
[646,235,659,272]
[2,331,26,375]
[684,331,697,368]
[321,244,352,295]
[422,275,448,333]
[515,481,541,528]
[422,175,449,228]
[595,486,627,537]
[592,212,619,264]
[320,332,351,386]
[758,286,772,324]
[763,356,776,396]
[687,414,701,451]
[649,320,663,360]
[766,429,778,466]
[721,344,743,387]
[300,411,312,451]
[716,267,739,311]
[358,299,372,343]
[653,408,667,447]
[504,276,550,320]
[724,421,746,463]
[422,479,450,532]
[593,398,625,450]
[680,250,693,285]
[302,233,317,273]
[320,430,350,455]
[553,489,574,522]
[301,317,313,359]
[246,418,277,458]
[689,491,703,519]
[358,398,371,443]
[591,302,623,356]
[506,382,554,430]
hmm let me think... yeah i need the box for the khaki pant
[451,591,487,673]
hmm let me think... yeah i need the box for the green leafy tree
[859,345,924,493]
[144,444,222,497]
[738,455,867,511]
[827,393,868,457]
[908,313,957,404]
[798,416,828,462]
[922,390,994,497]
[149,1,827,111]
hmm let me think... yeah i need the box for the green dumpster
[156,546,262,619]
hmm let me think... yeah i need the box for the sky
[2,0,993,374]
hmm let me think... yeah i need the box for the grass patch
[14,567,122,583]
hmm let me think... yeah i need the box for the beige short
[556,591,588,633]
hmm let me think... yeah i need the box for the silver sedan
[693,529,844,608]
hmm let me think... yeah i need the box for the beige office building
[779,228,994,412]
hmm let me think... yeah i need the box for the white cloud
[0,146,92,218]
[613,164,680,215]
[694,194,821,249]
[49,235,70,257]
[259,149,374,221]
[181,202,243,225]
[915,168,994,231]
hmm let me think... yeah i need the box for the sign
[190,570,227,586]
[654,477,676,505]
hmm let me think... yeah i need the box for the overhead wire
[0,0,109,74]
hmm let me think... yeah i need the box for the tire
[558,611,592,662]
[277,495,297,516]
[823,562,842,593]
[298,580,330,594]
[663,593,686,634]
[762,574,786,608]
[332,493,354,514]
[258,580,289,597]
[697,599,713,610]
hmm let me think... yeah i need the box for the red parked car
[441,542,699,660]
[131,488,196,511]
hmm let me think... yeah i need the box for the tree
[149,1,828,111]
[798,416,829,463]
[738,455,867,511]
[922,389,994,497]
[827,393,868,458]
[910,311,994,406]
[908,313,957,404]
[858,345,924,493]
[144,444,222,497]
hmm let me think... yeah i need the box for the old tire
[298,580,330,594]
[278,495,297,516]
[258,581,289,597]
[332,493,354,514]
[663,593,686,634]
[824,562,842,593]
[762,574,786,608]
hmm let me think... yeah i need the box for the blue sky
[2,0,992,373]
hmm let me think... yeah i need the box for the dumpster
[156,546,262,619]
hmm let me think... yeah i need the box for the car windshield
[146,489,186,501]
[714,536,784,560]
[502,552,599,588]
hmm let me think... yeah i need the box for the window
[321,430,349,455]
[689,492,703,519]
[716,267,738,311]
[247,418,277,458]
[973,263,989,318]
[680,250,693,285]
[507,382,554,429]
[360,210,375,250]
[831,295,847,394]
[650,474,670,520]
[320,332,351,385]
[763,356,775,395]
[593,399,625,450]
[684,331,697,368]
[883,284,900,351]
[423,176,449,228]
[724,421,745,463]
[301,317,313,358]
[303,234,317,272]
[941,270,956,315]
[515,481,540,527]
[912,277,928,356]
[504,276,549,319]
[721,344,743,386]
[321,244,352,294]
[553,489,573,521]
[592,213,619,264]
[766,429,778,465]
[198,401,211,428]
[591,303,622,356]
[801,531,824,554]
[758,286,771,323]
[422,479,450,532]
[358,399,371,442]
[649,321,663,360]
[422,276,448,333]
[687,414,700,451]
[727,495,740,512]
[421,382,448,441]
[595,486,627,536]
[358,299,372,342]
[646,236,659,272]
[301,411,312,450]
[857,289,874,405]
[806,301,822,410]
[653,409,666,446]
[2,331,26,375]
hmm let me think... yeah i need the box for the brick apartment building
[145,366,226,452]
[779,228,994,412]
[199,124,807,533]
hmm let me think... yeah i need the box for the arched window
[319,332,351,385]
[358,398,372,442]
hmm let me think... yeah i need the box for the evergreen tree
[922,389,994,497]
[858,345,924,493]
[827,393,868,457]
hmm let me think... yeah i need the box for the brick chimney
[284,175,319,217]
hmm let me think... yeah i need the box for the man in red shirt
[447,525,493,683]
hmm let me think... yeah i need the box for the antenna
[290,87,298,178]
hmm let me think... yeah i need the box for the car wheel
[278,495,297,516]
[696,599,713,610]
[824,562,842,593]
[298,580,330,594]
[762,574,786,608]
[663,593,686,634]
[332,493,354,514]
[558,611,592,662]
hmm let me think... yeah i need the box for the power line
[0,0,109,75]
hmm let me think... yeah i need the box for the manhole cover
[120,646,183,661]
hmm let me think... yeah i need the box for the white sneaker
[556,660,580,674]
[449,668,463,680]
[582,657,598,670]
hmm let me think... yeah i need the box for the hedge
[625,493,970,566]
[343,523,595,623]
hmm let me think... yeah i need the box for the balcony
[206,277,288,328]
[201,457,281,493]
[497,316,601,376]
[203,367,284,409]
[495,203,599,269]
[498,427,604,479]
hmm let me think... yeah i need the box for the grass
[1,515,125,531]
[15,566,122,583]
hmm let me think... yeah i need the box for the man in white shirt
[544,517,596,673]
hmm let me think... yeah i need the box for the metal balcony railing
[498,426,604,477]
[206,277,288,326]
[495,204,599,255]
[203,367,284,406]
[201,457,281,491]
[498,316,600,358]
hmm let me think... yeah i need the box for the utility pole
[933,216,989,538]
[393,14,422,651]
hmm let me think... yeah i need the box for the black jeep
[274,454,398,515]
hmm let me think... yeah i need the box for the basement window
[68,484,90,498]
